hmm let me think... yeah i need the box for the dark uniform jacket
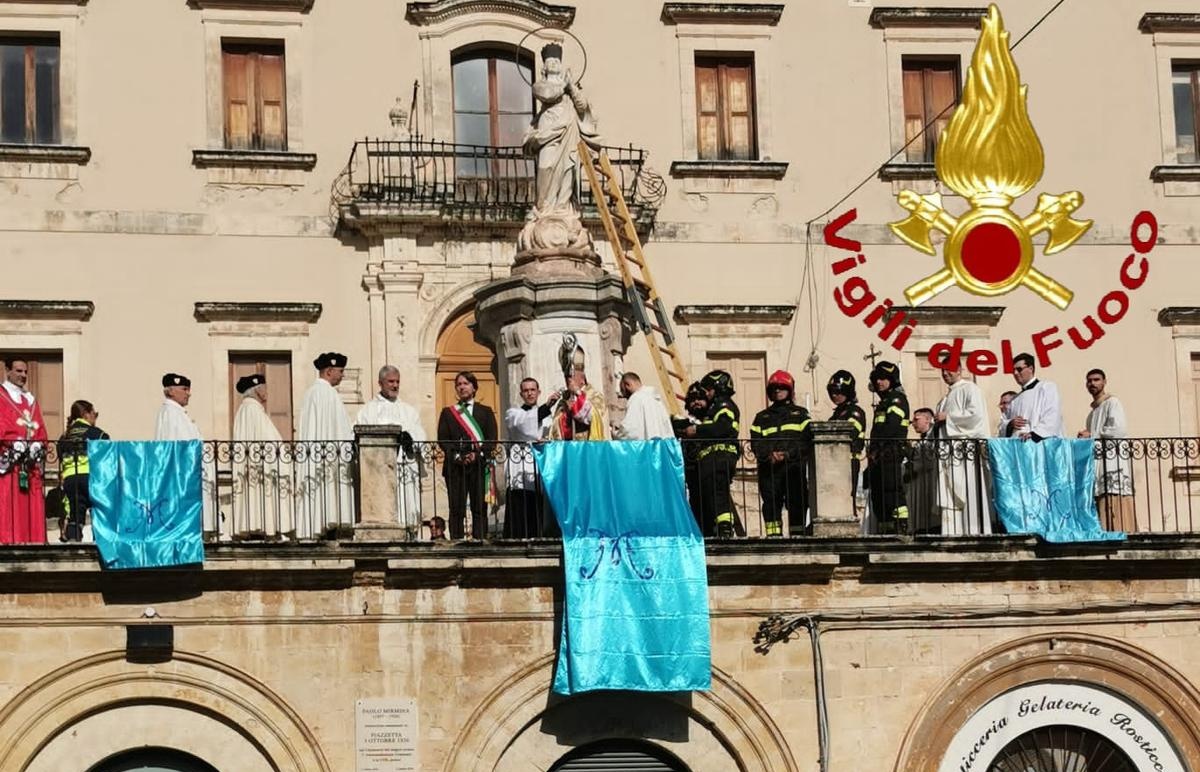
[57,419,110,479]
[831,401,867,460]
[870,388,911,442]
[750,402,813,463]
[695,397,740,460]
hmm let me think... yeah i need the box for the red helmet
[767,370,795,392]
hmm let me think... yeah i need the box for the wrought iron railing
[9,436,1200,545]
[339,138,663,224]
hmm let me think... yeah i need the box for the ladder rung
[649,323,668,335]
[623,253,644,267]
[668,369,686,381]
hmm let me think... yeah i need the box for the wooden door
[228,352,293,439]
[14,353,64,440]
[706,352,766,440]
[436,309,498,420]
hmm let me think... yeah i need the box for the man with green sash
[437,371,498,539]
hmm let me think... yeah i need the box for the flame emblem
[889,4,1091,309]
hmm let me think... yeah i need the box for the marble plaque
[356,698,418,772]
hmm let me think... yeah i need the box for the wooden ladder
[578,141,688,415]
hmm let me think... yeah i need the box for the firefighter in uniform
[751,370,813,537]
[682,369,740,538]
[866,361,910,533]
[827,370,866,501]
[673,381,710,529]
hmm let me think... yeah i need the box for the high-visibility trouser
[867,453,908,532]
[696,454,737,536]
[758,460,809,534]
[61,474,90,535]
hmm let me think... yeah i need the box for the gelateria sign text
[824,4,1157,376]
[939,682,1185,772]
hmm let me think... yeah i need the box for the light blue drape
[88,440,205,569]
[987,438,1124,542]
[533,439,712,695]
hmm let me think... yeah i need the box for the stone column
[354,425,410,541]
[811,421,860,537]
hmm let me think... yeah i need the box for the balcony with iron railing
[13,432,1200,548]
[333,138,665,230]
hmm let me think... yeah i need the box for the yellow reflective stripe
[750,425,765,435]
[900,419,910,427]
[780,421,810,432]
[698,444,737,458]
[715,513,734,524]
[715,408,736,422]
[887,405,906,418]
[874,415,886,423]
[764,521,782,535]
[848,418,864,432]
[758,426,778,436]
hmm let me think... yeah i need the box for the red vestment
[0,387,48,544]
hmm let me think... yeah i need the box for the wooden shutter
[1191,354,1200,436]
[902,67,927,162]
[721,61,755,160]
[24,354,63,440]
[258,52,286,151]
[914,353,945,431]
[695,61,720,161]
[924,65,957,158]
[223,49,251,149]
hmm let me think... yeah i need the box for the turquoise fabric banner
[533,439,712,695]
[88,440,205,569]
[987,438,1124,543]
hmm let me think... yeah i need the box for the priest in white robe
[356,365,427,535]
[503,376,553,538]
[231,373,294,539]
[296,352,355,538]
[1078,368,1135,532]
[933,364,992,535]
[998,354,1064,441]
[154,373,219,539]
[613,372,675,440]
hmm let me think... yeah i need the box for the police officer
[827,370,866,499]
[674,381,709,529]
[56,400,110,542]
[751,370,813,537]
[867,361,910,533]
[682,369,740,538]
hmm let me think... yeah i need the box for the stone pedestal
[811,421,861,537]
[473,274,633,417]
[353,425,412,541]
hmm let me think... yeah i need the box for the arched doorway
[549,739,690,771]
[89,747,218,772]
[436,307,499,416]
[989,726,1135,772]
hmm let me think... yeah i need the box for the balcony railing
[337,138,663,226]
[11,435,1200,545]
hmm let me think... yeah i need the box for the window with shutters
[694,53,757,161]
[706,351,765,441]
[1172,62,1200,164]
[221,41,287,152]
[229,352,294,440]
[900,56,960,163]
[0,35,60,145]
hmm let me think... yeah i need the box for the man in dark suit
[437,371,498,539]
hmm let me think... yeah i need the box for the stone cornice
[192,149,317,170]
[1138,13,1200,34]
[893,306,1004,327]
[868,6,987,29]
[1157,307,1200,327]
[0,300,93,321]
[673,304,795,325]
[194,302,322,323]
[187,0,313,10]
[1151,165,1200,183]
[879,162,936,182]
[0,144,91,165]
[669,160,788,179]
[660,2,784,25]
[405,0,575,27]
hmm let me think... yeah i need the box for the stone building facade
[3,0,1200,770]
